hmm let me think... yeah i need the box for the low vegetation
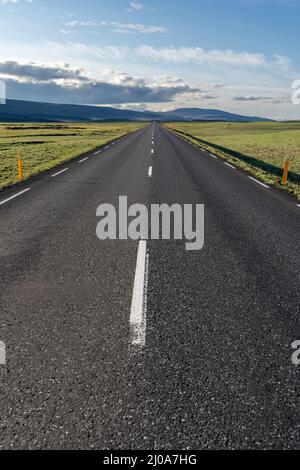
[0,122,146,190]
[165,121,300,199]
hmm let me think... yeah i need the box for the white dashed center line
[130,240,148,348]
[151,149,154,154]
[248,176,270,189]
[0,188,31,206]
[148,166,153,177]
[51,168,68,178]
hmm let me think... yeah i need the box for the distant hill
[159,107,272,122]
[0,99,272,123]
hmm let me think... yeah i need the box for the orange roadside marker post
[18,149,23,181]
[282,160,290,186]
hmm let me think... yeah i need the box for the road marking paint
[297,205,300,209]
[79,157,88,163]
[130,240,148,347]
[148,166,153,177]
[210,153,217,159]
[249,176,269,189]
[51,168,68,177]
[104,146,110,149]
[151,149,154,154]
[0,188,31,206]
[224,162,236,170]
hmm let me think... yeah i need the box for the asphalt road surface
[0,123,300,450]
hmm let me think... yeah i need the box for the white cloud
[234,95,290,104]
[127,1,144,11]
[66,20,168,34]
[0,0,32,4]
[103,21,168,34]
[136,45,266,66]
[37,41,285,71]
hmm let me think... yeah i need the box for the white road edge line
[224,162,236,170]
[148,166,153,177]
[79,157,88,163]
[51,168,68,177]
[248,176,269,189]
[130,240,148,348]
[210,153,217,159]
[0,188,31,206]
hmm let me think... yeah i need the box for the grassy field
[165,121,300,199]
[0,122,146,190]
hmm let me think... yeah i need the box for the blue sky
[0,0,299,118]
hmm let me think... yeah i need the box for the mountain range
[0,99,272,123]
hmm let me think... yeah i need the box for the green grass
[0,122,146,190]
[165,121,300,199]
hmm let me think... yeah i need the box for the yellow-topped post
[282,159,290,186]
[17,149,23,181]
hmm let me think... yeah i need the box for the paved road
[0,123,299,449]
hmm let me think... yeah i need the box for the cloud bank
[0,60,197,104]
